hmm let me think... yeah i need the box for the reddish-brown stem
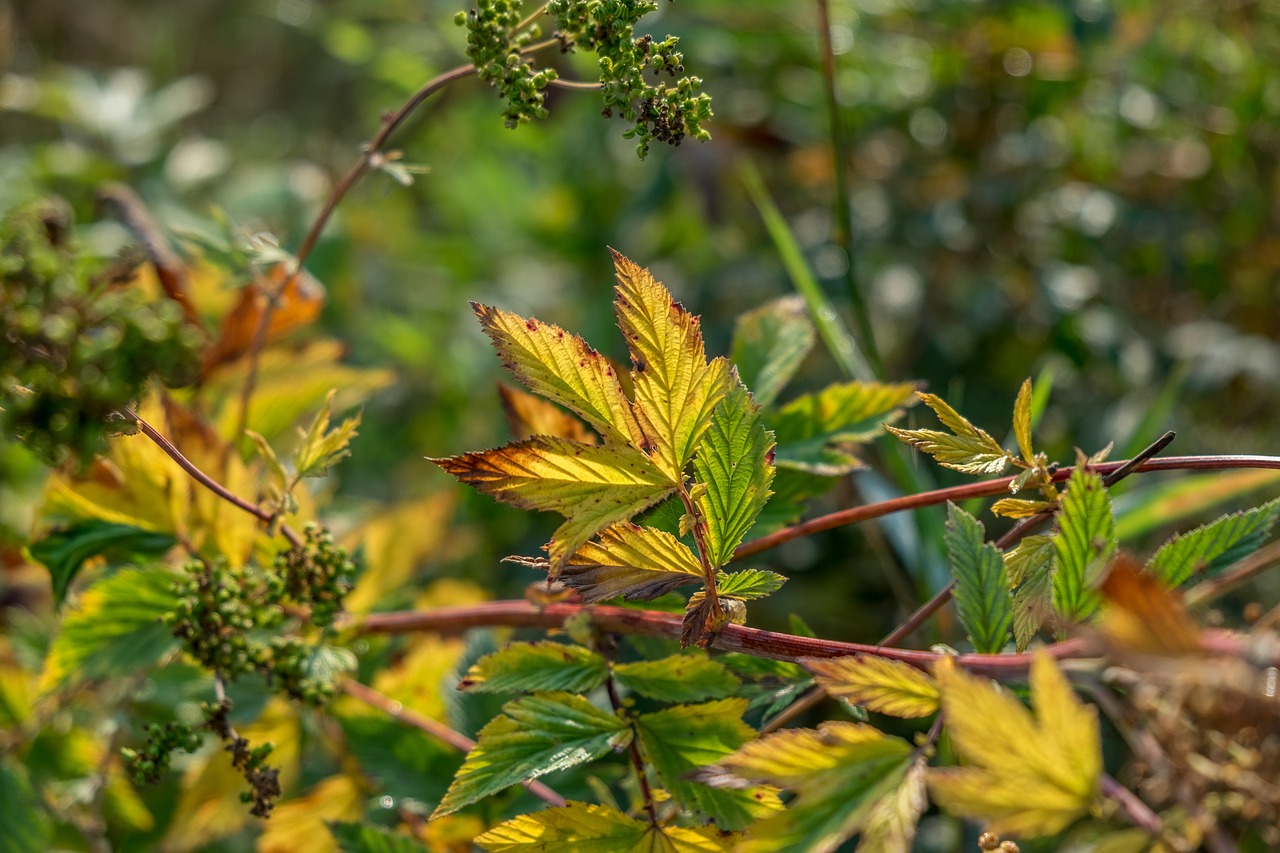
[341,680,567,809]
[604,671,658,824]
[1185,538,1280,606]
[1101,773,1163,836]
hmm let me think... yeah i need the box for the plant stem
[604,671,658,824]
[1184,538,1280,606]
[679,486,721,616]
[340,679,568,808]
[1101,774,1164,836]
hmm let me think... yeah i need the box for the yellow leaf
[476,800,733,852]
[345,494,457,614]
[498,382,599,444]
[472,301,644,448]
[258,773,365,853]
[885,391,1010,475]
[611,250,733,480]
[432,437,675,576]
[991,498,1055,519]
[804,655,940,719]
[857,756,928,853]
[1013,378,1034,465]
[927,654,1101,837]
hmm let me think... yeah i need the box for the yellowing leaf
[772,381,918,475]
[432,437,675,577]
[476,801,733,852]
[857,756,927,853]
[611,250,733,480]
[472,301,643,448]
[293,389,361,479]
[991,498,1055,519]
[927,654,1101,837]
[885,392,1010,475]
[803,655,940,719]
[498,382,597,444]
[505,522,702,602]
[345,494,457,614]
[259,773,365,853]
[1012,378,1034,465]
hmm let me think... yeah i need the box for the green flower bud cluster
[273,522,357,630]
[453,0,712,157]
[120,720,203,786]
[0,199,203,466]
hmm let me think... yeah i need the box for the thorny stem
[340,680,568,808]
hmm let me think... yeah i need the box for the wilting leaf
[692,383,776,568]
[635,698,782,830]
[715,568,786,600]
[772,381,918,475]
[506,522,703,602]
[293,389,362,479]
[1098,554,1201,656]
[704,721,915,853]
[1051,467,1116,623]
[329,822,429,853]
[28,519,176,607]
[613,653,741,703]
[680,593,734,649]
[458,641,607,694]
[612,250,734,480]
[434,692,629,817]
[1148,498,1280,587]
[804,655,940,719]
[1012,378,1035,465]
[497,383,597,444]
[885,392,1010,475]
[476,801,732,852]
[432,437,675,577]
[927,654,1101,837]
[944,504,1013,654]
[472,301,643,448]
[731,296,815,409]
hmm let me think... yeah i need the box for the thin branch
[1184,538,1280,607]
[340,679,568,808]
[604,670,658,824]
[1101,773,1163,836]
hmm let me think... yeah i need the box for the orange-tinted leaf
[203,262,325,374]
[497,382,597,444]
[1098,553,1201,656]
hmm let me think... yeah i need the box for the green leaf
[506,522,702,603]
[433,692,629,817]
[635,698,782,830]
[293,389,362,478]
[692,383,776,568]
[40,566,180,691]
[885,392,1011,475]
[856,757,928,853]
[1051,468,1116,623]
[1148,498,1280,587]
[772,381,918,475]
[459,641,607,694]
[476,801,732,852]
[730,296,815,409]
[612,250,734,481]
[1007,535,1056,652]
[330,822,429,853]
[1115,469,1280,540]
[715,568,786,600]
[0,756,51,853]
[943,504,1013,654]
[28,519,176,607]
[705,721,914,853]
[432,437,676,577]
[613,653,741,702]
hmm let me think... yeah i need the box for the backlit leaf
[1052,467,1116,623]
[692,383,776,568]
[505,522,702,602]
[927,654,1101,837]
[730,296,815,409]
[885,392,1010,475]
[804,655,940,719]
[715,568,786,600]
[857,757,928,853]
[613,653,741,702]
[293,389,362,479]
[432,437,675,577]
[472,301,643,447]
[498,383,597,444]
[434,692,629,817]
[459,641,607,694]
[330,822,430,853]
[28,519,176,607]
[990,498,1054,519]
[635,698,782,830]
[772,381,918,475]
[260,773,364,853]
[1004,535,1055,588]
[1099,554,1201,656]
[1012,378,1034,464]
[1148,498,1280,587]
[706,721,914,853]
[944,504,1013,654]
[612,250,733,480]
[40,566,180,691]
[476,801,732,852]
[1008,537,1055,652]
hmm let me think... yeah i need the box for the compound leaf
[885,392,1010,475]
[635,698,781,830]
[927,654,1101,837]
[293,389,361,478]
[1148,498,1280,587]
[804,656,940,719]
[434,692,629,818]
[613,653,741,703]
[28,519,176,607]
[459,641,607,694]
[1051,468,1116,623]
[772,381,918,475]
[944,504,1013,654]
[612,250,734,480]
[432,437,675,577]
[476,801,732,852]
[472,301,643,448]
[692,383,776,568]
[730,296,815,409]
